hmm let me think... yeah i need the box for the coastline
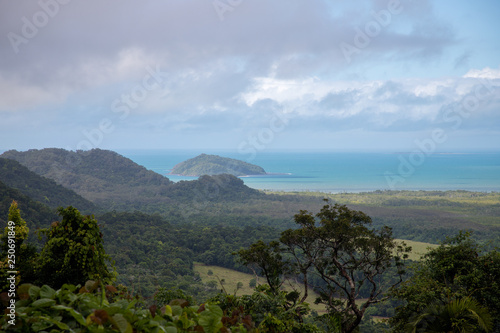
[120,150,500,194]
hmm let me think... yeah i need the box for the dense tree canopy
[35,206,116,288]
[390,231,500,333]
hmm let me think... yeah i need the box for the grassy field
[194,262,257,297]
[194,262,328,314]
[397,239,439,261]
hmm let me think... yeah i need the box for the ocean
[118,150,500,193]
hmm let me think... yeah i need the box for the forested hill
[0,149,264,211]
[0,158,97,213]
[171,153,266,176]
[1,148,174,209]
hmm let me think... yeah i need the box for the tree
[1,200,29,255]
[390,231,500,333]
[238,240,292,294]
[239,201,410,333]
[35,206,116,288]
[0,201,37,290]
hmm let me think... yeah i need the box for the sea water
[118,150,500,193]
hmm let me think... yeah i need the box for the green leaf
[17,283,33,299]
[171,305,183,317]
[165,326,178,333]
[178,312,193,329]
[198,305,224,333]
[112,313,133,333]
[40,285,56,299]
[103,304,124,316]
[31,320,52,332]
[29,285,41,299]
[53,305,86,326]
[31,298,56,308]
[61,283,77,293]
[163,305,173,317]
[85,280,99,292]
[47,317,70,330]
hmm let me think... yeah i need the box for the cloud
[463,66,500,79]
[240,68,500,132]
[0,0,459,108]
[0,0,497,150]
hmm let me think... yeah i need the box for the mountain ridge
[0,149,264,211]
[0,157,98,213]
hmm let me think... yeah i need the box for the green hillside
[171,154,266,176]
[0,180,58,240]
[0,157,97,213]
[1,148,173,209]
[0,149,264,211]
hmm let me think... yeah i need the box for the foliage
[171,153,266,176]
[210,285,322,333]
[35,206,116,288]
[405,296,493,333]
[0,180,58,243]
[98,211,281,298]
[155,287,195,307]
[0,201,39,293]
[239,201,411,333]
[390,231,500,332]
[238,240,292,294]
[0,281,255,333]
[1,201,29,254]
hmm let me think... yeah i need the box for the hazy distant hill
[0,158,97,213]
[171,154,266,176]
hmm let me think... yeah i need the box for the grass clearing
[194,262,328,314]
[396,239,439,261]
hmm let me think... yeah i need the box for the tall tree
[239,201,410,333]
[36,206,116,288]
[1,200,29,255]
[0,201,38,290]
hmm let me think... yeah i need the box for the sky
[0,0,499,153]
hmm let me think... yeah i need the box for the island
[170,154,267,177]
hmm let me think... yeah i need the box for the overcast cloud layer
[0,0,499,152]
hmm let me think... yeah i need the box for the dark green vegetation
[390,232,500,332]
[273,190,500,246]
[0,180,58,237]
[0,148,499,332]
[0,158,97,213]
[4,281,258,332]
[0,203,115,291]
[171,153,267,176]
[1,148,173,210]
